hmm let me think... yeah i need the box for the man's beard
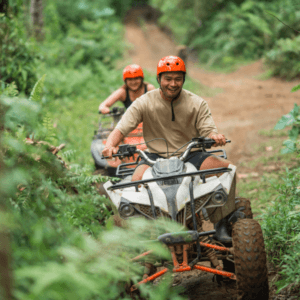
[161,86,181,100]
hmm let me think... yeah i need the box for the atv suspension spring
[190,214,220,268]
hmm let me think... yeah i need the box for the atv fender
[206,164,236,224]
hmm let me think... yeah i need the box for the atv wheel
[235,197,253,219]
[232,219,269,300]
[222,198,253,273]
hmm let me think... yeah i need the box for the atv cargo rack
[115,149,229,177]
[108,167,232,191]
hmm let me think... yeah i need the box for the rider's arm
[102,128,124,158]
[116,99,143,136]
[99,88,125,114]
[196,101,218,135]
[196,100,226,146]
[102,100,144,158]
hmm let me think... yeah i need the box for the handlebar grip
[98,108,122,115]
[101,154,120,159]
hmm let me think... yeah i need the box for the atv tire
[235,197,253,219]
[222,198,253,274]
[232,219,269,300]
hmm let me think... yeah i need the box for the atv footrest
[158,230,216,245]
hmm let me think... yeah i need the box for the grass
[236,128,298,216]
[254,69,274,81]
[258,128,289,138]
[184,75,222,98]
[195,57,256,74]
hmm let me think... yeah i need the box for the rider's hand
[102,146,119,159]
[100,106,110,114]
[209,133,226,147]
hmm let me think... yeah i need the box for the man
[99,64,155,114]
[102,56,235,269]
[102,56,230,180]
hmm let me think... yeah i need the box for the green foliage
[151,0,300,76]
[0,10,37,94]
[46,0,114,34]
[261,166,300,292]
[0,82,184,299]
[0,81,19,97]
[291,84,300,93]
[29,74,46,102]
[13,218,184,300]
[42,19,124,70]
[274,104,300,153]
[189,1,276,67]
[42,112,57,143]
[264,36,300,80]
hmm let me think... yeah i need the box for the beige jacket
[116,89,218,156]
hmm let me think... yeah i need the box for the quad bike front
[91,107,147,177]
[103,137,269,300]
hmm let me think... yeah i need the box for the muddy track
[124,7,299,300]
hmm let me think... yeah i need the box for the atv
[91,107,146,177]
[103,137,269,300]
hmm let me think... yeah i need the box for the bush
[41,18,124,71]
[0,11,37,94]
[264,36,300,80]
[1,80,186,300]
[261,166,300,291]
[150,0,300,74]
[46,0,114,34]
[274,102,300,153]
[190,1,275,66]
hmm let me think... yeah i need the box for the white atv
[103,137,269,300]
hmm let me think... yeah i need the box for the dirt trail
[124,8,299,300]
[125,8,299,167]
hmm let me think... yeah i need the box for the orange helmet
[157,56,186,76]
[123,64,144,81]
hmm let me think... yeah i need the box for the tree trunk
[30,0,44,41]
[0,0,9,15]
[0,232,12,300]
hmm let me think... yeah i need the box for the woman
[99,64,155,113]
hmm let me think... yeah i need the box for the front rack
[108,167,232,190]
[116,155,141,177]
[207,149,228,159]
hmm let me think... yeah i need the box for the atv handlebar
[98,107,125,116]
[179,137,231,161]
[101,137,230,164]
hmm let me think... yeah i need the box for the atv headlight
[211,190,227,205]
[119,204,135,218]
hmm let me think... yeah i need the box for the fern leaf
[29,74,46,102]
[1,81,19,97]
[42,112,57,143]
